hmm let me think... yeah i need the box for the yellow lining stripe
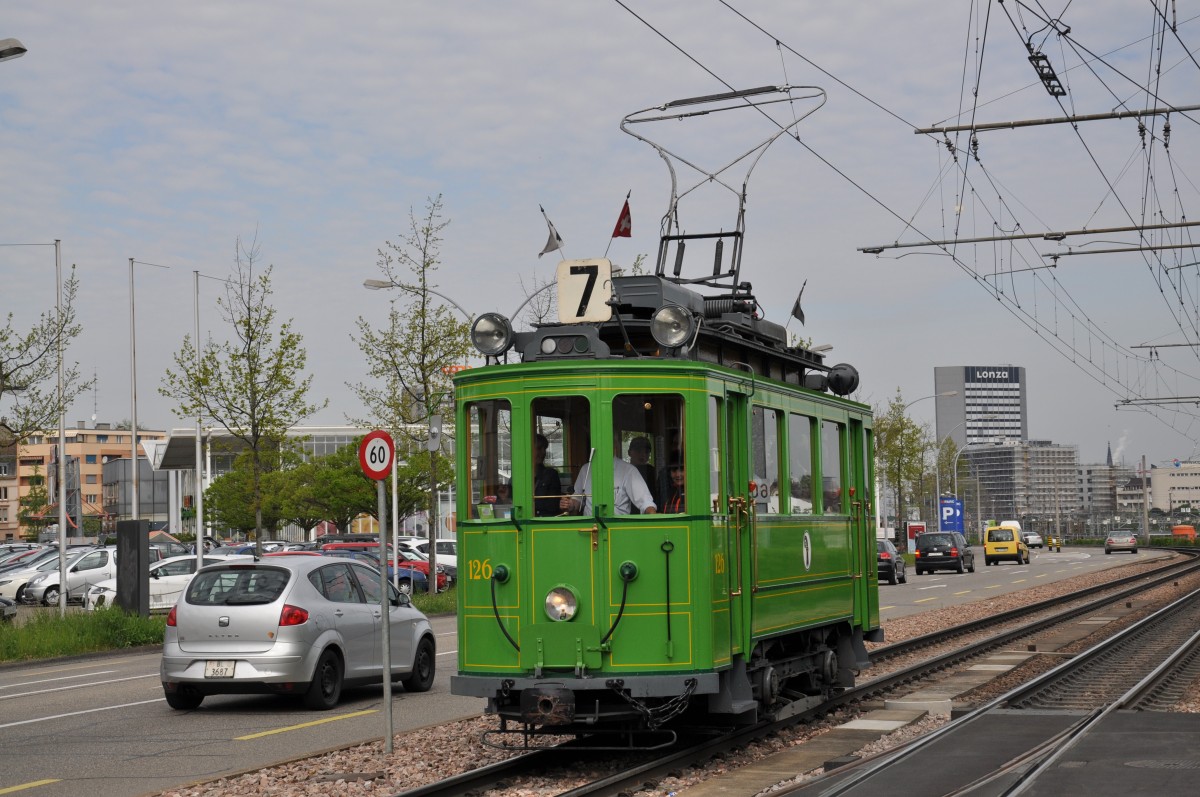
[235,710,377,739]
[0,781,61,795]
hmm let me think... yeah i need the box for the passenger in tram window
[628,436,655,491]
[660,458,686,513]
[532,433,562,517]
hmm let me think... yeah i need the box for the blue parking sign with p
[940,497,964,533]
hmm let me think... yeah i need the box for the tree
[160,236,325,553]
[0,268,93,445]
[18,464,49,538]
[203,450,287,537]
[276,442,377,534]
[873,389,933,548]
[349,196,473,589]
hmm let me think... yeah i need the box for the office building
[934,365,1028,448]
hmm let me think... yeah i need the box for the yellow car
[984,526,1029,566]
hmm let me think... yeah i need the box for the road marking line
[953,591,971,596]
[879,605,895,610]
[0,671,118,690]
[0,698,163,729]
[914,597,940,604]
[0,674,156,701]
[236,709,377,740]
[986,584,1003,589]
[1012,579,1027,583]
[1035,574,1048,578]
[917,584,947,591]
[0,779,61,794]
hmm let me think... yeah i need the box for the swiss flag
[611,200,632,238]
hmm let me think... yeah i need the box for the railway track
[391,551,1200,797]
[778,587,1200,795]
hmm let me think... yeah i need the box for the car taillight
[279,604,309,626]
[914,550,921,557]
[880,552,891,560]
[166,605,177,626]
[950,547,959,556]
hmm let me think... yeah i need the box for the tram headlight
[471,313,513,356]
[544,586,579,621]
[650,305,694,348]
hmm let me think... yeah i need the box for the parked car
[877,538,907,585]
[85,554,251,611]
[914,532,976,575]
[208,544,259,556]
[160,556,436,710]
[321,542,447,590]
[411,538,458,572]
[984,526,1029,566]
[0,547,98,603]
[1105,530,1139,554]
[0,546,61,575]
[0,547,46,571]
[1021,532,1044,549]
[149,540,192,560]
[320,548,430,594]
[21,546,118,605]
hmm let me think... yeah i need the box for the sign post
[358,430,395,754]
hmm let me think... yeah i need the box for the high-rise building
[934,365,1028,448]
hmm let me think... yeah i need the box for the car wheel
[955,558,965,574]
[40,586,60,606]
[304,649,344,710]
[898,566,908,584]
[397,579,413,595]
[1132,549,1138,554]
[985,557,993,566]
[887,567,898,585]
[1105,549,1111,555]
[401,636,436,693]
[163,686,204,710]
[968,559,975,573]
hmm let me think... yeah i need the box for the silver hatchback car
[160,555,435,710]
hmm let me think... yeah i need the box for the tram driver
[560,440,658,516]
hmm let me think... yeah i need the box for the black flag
[791,280,806,325]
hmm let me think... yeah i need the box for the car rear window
[918,534,955,548]
[987,529,1014,542]
[187,566,290,605]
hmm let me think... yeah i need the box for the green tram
[450,263,881,744]
[450,86,882,745]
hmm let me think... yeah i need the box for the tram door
[723,389,752,656]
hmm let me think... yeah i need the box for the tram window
[532,396,591,516]
[611,393,685,514]
[751,406,781,515]
[465,399,512,520]
[821,420,844,514]
[788,413,814,514]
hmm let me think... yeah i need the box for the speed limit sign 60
[358,430,395,481]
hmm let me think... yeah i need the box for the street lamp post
[363,278,473,593]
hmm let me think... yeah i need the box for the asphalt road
[876,545,1156,620]
[0,546,1154,797]
[0,613,481,797]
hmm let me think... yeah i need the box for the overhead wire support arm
[1040,243,1200,258]
[859,219,1200,254]
[914,103,1200,135]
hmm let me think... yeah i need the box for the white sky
[3,1,1200,470]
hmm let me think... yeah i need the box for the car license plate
[204,660,235,678]
[928,552,942,556]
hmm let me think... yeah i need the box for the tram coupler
[520,685,575,725]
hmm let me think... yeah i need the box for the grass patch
[0,586,460,663]
[0,608,166,663]
[413,584,458,615]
